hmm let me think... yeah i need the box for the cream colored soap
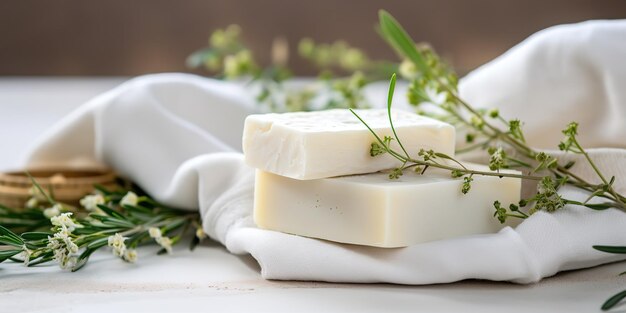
[242,109,455,180]
[254,165,521,248]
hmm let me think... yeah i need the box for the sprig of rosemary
[0,178,204,272]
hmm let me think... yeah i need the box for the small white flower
[20,245,32,266]
[47,229,79,270]
[43,203,62,219]
[399,59,418,79]
[223,55,240,79]
[195,228,206,240]
[50,212,78,232]
[120,191,138,207]
[156,236,172,254]
[123,249,138,263]
[25,197,39,208]
[150,227,172,253]
[148,227,162,239]
[61,256,77,269]
[107,233,128,257]
[79,194,105,211]
[65,238,79,254]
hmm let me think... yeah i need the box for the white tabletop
[1,77,624,313]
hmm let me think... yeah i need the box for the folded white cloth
[22,20,626,284]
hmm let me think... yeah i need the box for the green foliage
[0,182,203,272]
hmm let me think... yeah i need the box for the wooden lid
[0,168,117,208]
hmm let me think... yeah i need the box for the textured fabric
[23,19,626,284]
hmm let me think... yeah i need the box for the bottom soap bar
[254,166,521,248]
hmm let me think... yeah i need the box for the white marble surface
[1,77,625,313]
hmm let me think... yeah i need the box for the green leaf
[26,251,54,267]
[86,237,110,249]
[24,240,48,250]
[72,246,102,272]
[160,218,187,235]
[20,232,52,241]
[378,10,428,74]
[71,256,90,272]
[434,152,468,170]
[122,204,153,214]
[0,224,24,243]
[385,73,410,160]
[88,214,135,228]
[189,236,200,251]
[0,249,22,263]
[93,184,113,196]
[25,171,56,205]
[593,245,626,254]
[96,204,127,220]
[584,203,614,210]
[127,231,150,247]
[0,235,24,247]
[601,289,626,311]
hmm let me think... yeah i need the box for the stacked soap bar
[243,109,455,180]
[254,167,520,248]
[243,109,521,248]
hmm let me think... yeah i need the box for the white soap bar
[242,109,455,180]
[254,165,521,248]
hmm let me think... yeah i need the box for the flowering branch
[0,180,204,271]
[374,10,625,219]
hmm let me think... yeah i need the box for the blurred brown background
[1,0,624,76]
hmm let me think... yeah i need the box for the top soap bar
[242,109,455,180]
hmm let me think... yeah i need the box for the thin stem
[573,139,608,185]
[387,74,411,160]
[403,156,543,180]
[456,140,494,154]
[572,138,625,207]
[506,213,528,219]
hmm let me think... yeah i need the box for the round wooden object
[0,168,117,208]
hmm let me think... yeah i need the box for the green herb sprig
[371,10,625,218]
[188,26,398,112]
[372,11,626,310]
[0,178,204,272]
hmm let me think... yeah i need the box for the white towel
[22,20,626,284]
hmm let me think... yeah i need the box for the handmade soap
[242,109,455,180]
[254,165,521,248]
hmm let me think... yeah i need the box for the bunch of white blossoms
[79,191,137,212]
[79,194,105,211]
[46,212,80,269]
[107,233,137,263]
[148,227,173,254]
[120,191,138,207]
[43,203,62,218]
